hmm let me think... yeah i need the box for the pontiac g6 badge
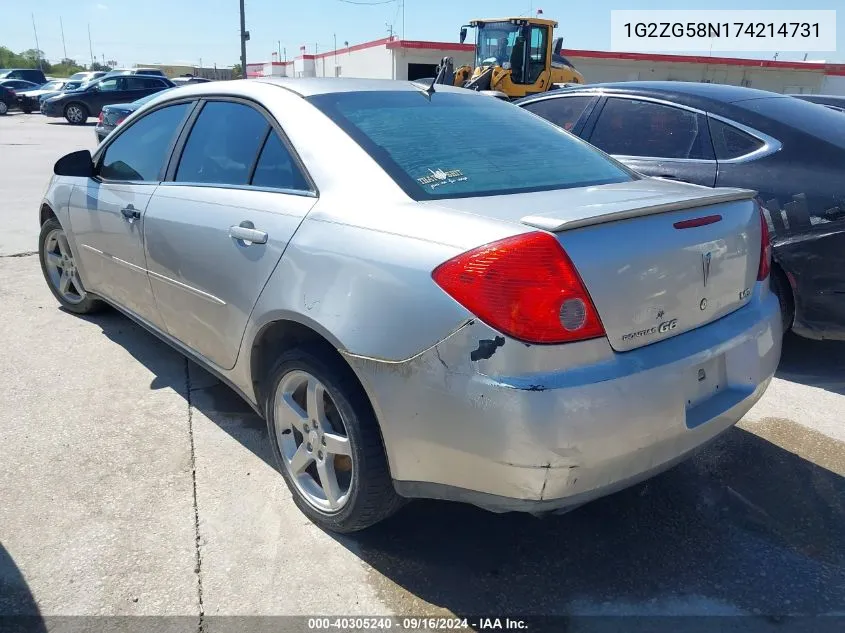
[702,252,712,287]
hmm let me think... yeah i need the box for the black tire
[22,107,32,114]
[770,265,794,334]
[264,346,404,532]
[63,102,88,125]
[38,217,104,314]
[0,101,8,116]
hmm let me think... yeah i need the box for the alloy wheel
[0,101,8,115]
[66,105,84,123]
[273,370,354,512]
[42,228,86,304]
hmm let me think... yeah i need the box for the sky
[1,0,843,69]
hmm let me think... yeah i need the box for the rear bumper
[345,282,781,512]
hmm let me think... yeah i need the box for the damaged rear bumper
[343,283,782,513]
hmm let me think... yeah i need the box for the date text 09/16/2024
[307,617,529,630]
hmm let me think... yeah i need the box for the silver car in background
[38,79,781,532]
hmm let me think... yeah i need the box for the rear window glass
[308,90,632,200]
[738,97,845,145]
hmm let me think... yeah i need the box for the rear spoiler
[521,187,757,232]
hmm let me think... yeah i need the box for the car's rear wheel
[0,101,8,115]
[64,103,88,125]
[22,106,32,114]
[39,218,103,314]
[265,347,403,532]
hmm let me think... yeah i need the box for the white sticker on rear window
[417,168,468,190]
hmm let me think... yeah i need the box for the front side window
[176,101,270,186]
[97,78,120,92]
[523,95,594,132]
[100,102,191,181]
[309,90,632,200]
[590,98,714,160]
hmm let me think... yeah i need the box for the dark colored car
[790,94,845,113]
[94,88,175,142]
[0,68,47,85]
[0,85,17,115]
[0,79,40,91]
[517,81,845,341]
[41,74,174,124]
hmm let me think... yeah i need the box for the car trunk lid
[425,179,760,352]
[523,185,760,352]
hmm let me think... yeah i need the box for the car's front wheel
[265,347,403,532]
[0,101,8,116]
[39,218,103,314]
[64,103,88,125]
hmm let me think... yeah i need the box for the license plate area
[685,355,727,425]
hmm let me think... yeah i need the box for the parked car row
[0,68,212,122]
[516,82,845,342]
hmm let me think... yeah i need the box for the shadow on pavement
[346,425,845,618]
[75,307,845,618]
[74,307,274,469]
[46,121,97,127]
[0,544,46,632]
[775,332,845,395]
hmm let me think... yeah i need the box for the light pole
[239,0,248,77]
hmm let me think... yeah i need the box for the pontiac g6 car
[37,79,781,532]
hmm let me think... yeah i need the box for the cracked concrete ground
[1,112,843,631]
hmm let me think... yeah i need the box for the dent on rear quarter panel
[243,214,473,364]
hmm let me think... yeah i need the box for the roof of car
[520,81,785,105]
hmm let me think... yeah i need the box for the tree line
[0,46,112,77]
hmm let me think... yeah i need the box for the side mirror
[54,150,96,178]
[460,27,468,44]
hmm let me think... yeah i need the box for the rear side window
[100,103,191,181]
[125,77,147,90]
[522,95,594,132]
[251,132,309,191]
[709,118,764,160]
[176,101,269,186]
[590,98,714,160]
[141,78,165,89]
[309,90,631,200]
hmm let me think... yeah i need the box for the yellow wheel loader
[432,17,585,99]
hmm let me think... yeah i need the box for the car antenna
[411,78,436,100]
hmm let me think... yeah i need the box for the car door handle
[120,205,140,220]
[229,223,267,245]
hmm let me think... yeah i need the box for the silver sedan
[38,78,782,532]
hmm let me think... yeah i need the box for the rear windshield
[738,96,845,146]
[308,90,633,200]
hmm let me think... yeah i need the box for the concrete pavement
[0,112,843,628]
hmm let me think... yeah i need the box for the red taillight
[98,112,104,123]
[115,116,126,126]
[757,205,771,281]
[431,232,606,344]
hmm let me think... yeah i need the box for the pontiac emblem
[702,252,712,287]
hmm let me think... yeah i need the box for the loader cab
[470,18,552,86]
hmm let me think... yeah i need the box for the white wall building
[247,37,475,82]
[246,37,845,95]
